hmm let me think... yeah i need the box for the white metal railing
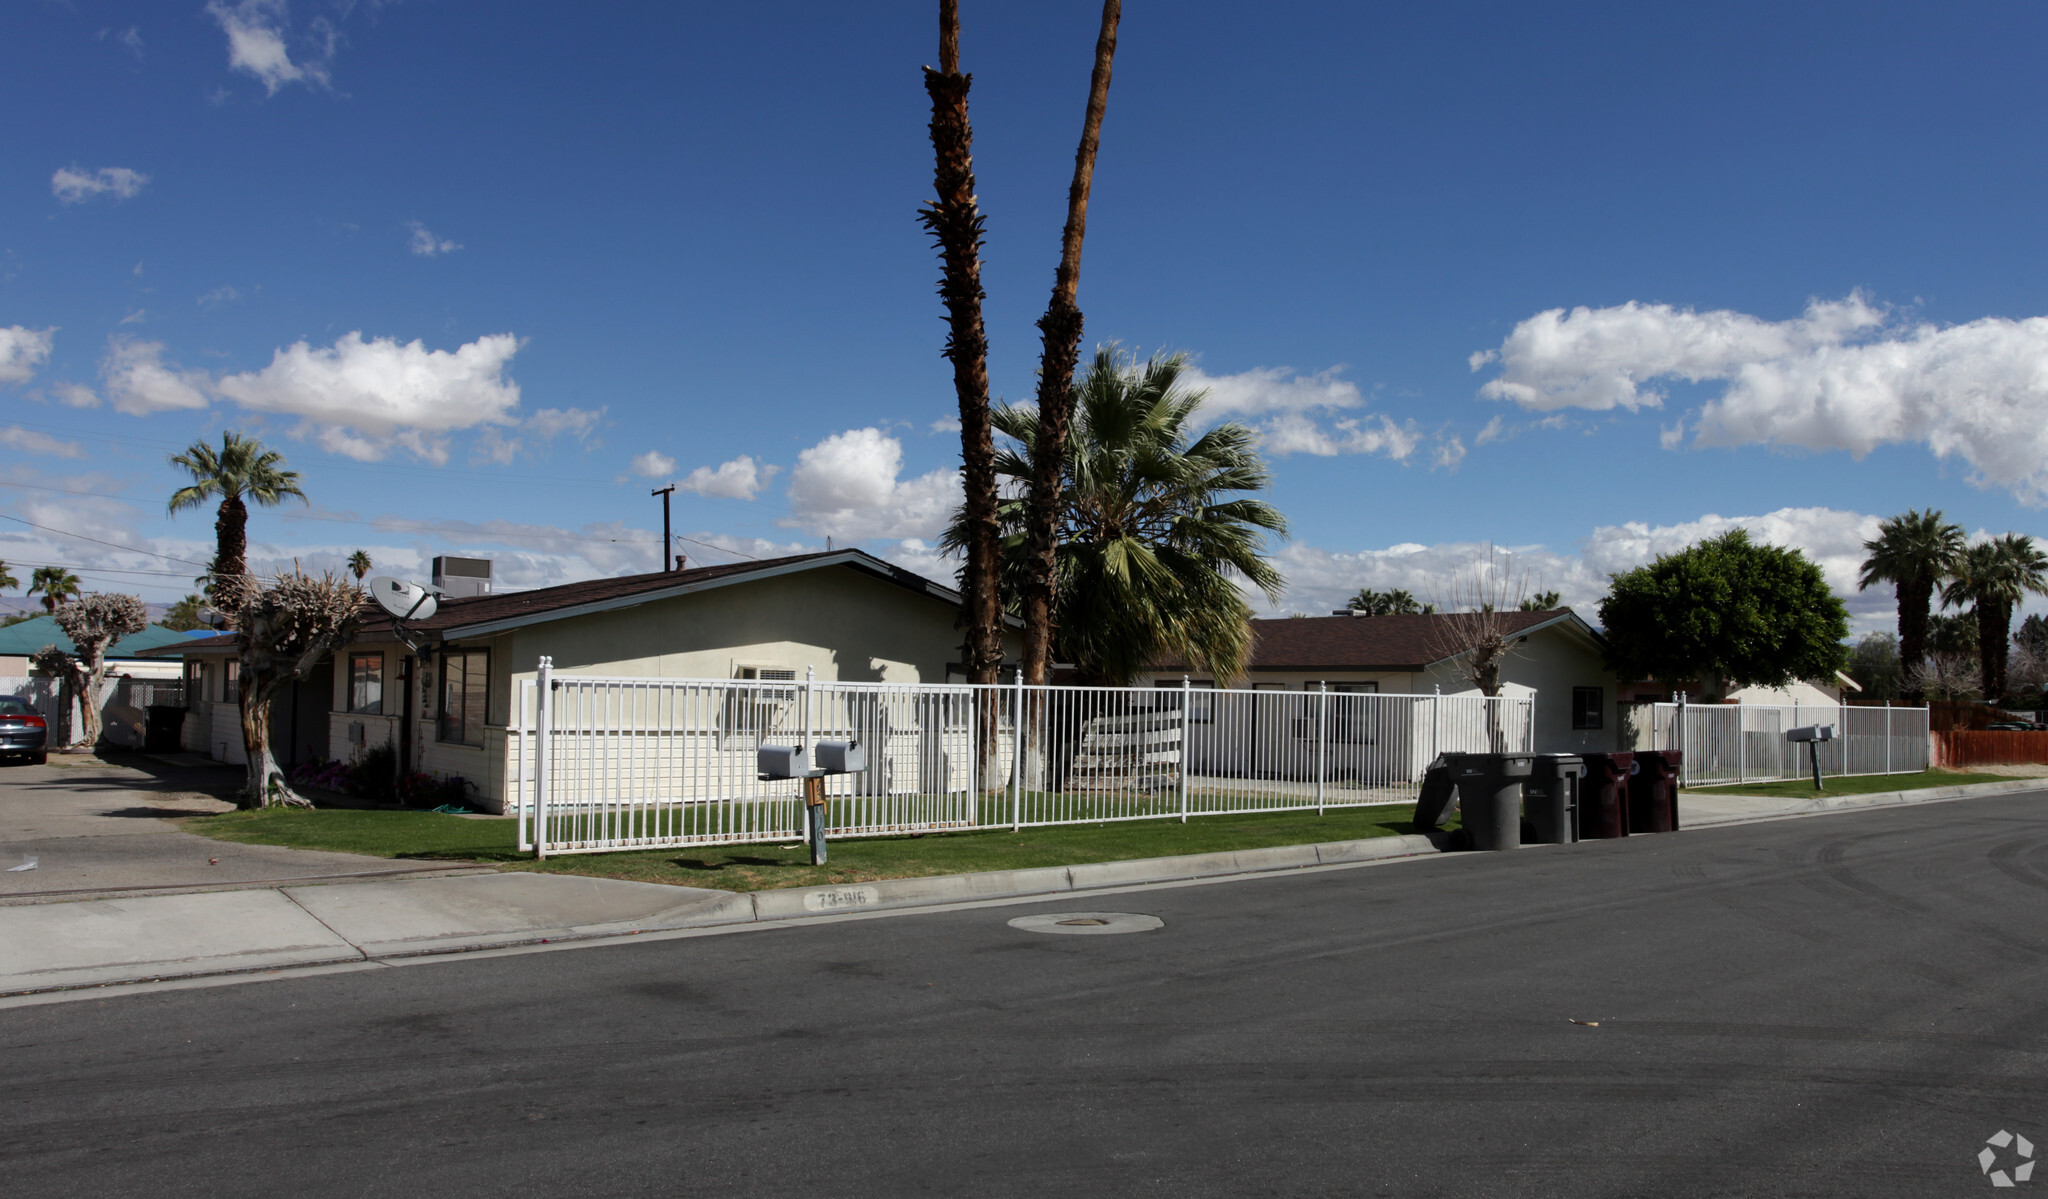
[1632,700,1931,787]
[513,660,1535,856]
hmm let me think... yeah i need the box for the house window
[438,650,489,746]
[1572,686,1604,730]
[183,660,202,709]
[349,653,384,715]
[222,660,239,704]
[1322,681,1379,694]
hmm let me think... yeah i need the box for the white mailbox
[815,740,866,774]
[757,744,808,779]
[1786,725,1836,743]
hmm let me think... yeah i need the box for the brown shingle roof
[1155,610,1574,673]
[139,550,962,654]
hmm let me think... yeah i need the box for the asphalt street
[5,792,2048,1197]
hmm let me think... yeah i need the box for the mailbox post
[1786,724,1836,790]
[758,739,866,865]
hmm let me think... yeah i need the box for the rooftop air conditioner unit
[432,556,492,598]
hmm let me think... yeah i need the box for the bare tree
[236,572,365,808]
[1020,0,1122,685]
[1424,553,1532,698]
[1907,650,1982,703]
[31,594,149,748]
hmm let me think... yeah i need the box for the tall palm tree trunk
[214,494,252,625]
[921,0,1002,691]
[1899,577,1932,705]
[1020,0,1121,685]
[1983,599,2012,702]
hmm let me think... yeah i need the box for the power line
[0,513,212,569]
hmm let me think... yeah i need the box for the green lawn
[185,803,1429,892]
[1681,768,2021,801]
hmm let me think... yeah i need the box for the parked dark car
[1985,721,2037,732]
[0,696,48,764]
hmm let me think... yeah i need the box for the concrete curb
[675,834,1442,929]
[1679,777,2046,828]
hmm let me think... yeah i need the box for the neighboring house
[0,617,203,680]
[142,550,1020,809]
[1137,608,1622,756]
[1618,671,1865,708]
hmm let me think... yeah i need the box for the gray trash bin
[1523,754,1584,844]
[1414,754,1460,829]
[1446,753,1532,851]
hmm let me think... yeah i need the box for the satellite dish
[367,576,440,622]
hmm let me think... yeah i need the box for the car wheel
[28,752,45,765]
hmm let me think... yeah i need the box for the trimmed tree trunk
[238,680,307,809]
[1983,599,2012,703]
[1898,576,1932,706]
[1020,0,1121,686]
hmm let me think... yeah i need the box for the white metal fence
[512,660,1535,856]
[1631,701,1931,786]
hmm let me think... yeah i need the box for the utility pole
[651,484,676,572]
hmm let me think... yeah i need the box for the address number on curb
[804,886,881,913]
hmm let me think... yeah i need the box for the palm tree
[1348,587,1422,616]
[1520,590,1563,612]
[167,432,307,624]
[1943,534,2048,702]
[0,561,16,594]
[347,550,372,581]
[1858,509,1966,705]
[945,346,1287,684]
[27,566,80,613]
[163,594,208,632]
[1020,0,1123,685]
[920,0,1003,693]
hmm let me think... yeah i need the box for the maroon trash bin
[1628,749,1682,832]
[1578,752,1634,838]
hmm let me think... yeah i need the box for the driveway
[0,753,485,904]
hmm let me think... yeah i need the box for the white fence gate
[1633,701,1931,786]
[512,660,1535,856]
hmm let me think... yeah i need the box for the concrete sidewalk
[2,777,2040,998]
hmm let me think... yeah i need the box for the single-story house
[1137,608,1623,756]
[143,550,1020,810]
[0,616,203,680]
[1619,671,1866,709]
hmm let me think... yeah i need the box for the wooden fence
[1933,730,2048,768]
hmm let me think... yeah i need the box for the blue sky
[5,0,2048,631]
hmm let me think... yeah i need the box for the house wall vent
[432,556,493,598]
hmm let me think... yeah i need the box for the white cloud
[1474,292,2048,504]
[1183,364,1364,418]
[1182,363,1420,461]
[1268,505,1899,633]
[1472,294,1886,411]
[526,406,601,441]
[51,166,150,204]
[0,327,55,385]
[206,0,332,95]
[0,427,84,459]
[1257,411,1422,460]
[52,381,100,409]
[214,331,524,463]
[101,337,211,415]
[782,428,960,540]
[630,451,676,479]
[1433,437,1466,470]
[680,455,777,501]
[197,285,241,307]
[929,415,962,435]
[407,221,461,257]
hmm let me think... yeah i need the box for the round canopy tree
[1598,529,1849,699]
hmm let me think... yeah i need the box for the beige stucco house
[146,550,1019,811]
[1137,608,1623,756]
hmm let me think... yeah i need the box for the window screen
[349,653,384,715]
[438,650,489,746]
[1572,686,1604,730]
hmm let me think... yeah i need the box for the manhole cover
[1008,912,1164,936]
